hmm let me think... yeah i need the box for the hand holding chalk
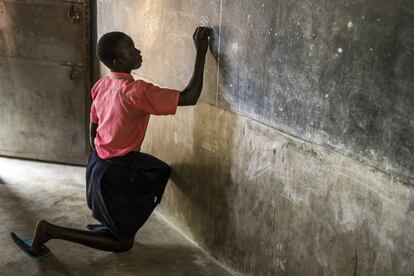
[193,26,211,54]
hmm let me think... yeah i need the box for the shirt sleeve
[129,80,180,115]
[90,101,99,124]
[90,81,100,124]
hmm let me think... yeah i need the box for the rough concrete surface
[144,103,414,275]
[0,157,232,276]
[96,0,414,182]
[0,1,90,164]
[95,1,414,275]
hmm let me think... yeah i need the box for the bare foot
[31,220,51,253]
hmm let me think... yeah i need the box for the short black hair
[97,31,129,68]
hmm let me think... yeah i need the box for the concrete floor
[0,156,232,276]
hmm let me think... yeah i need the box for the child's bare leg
[31,220,134,253]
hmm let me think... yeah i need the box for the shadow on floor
[0,181,41,233]
[5,241,224,276]
[0,159,231,276]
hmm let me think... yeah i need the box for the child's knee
[163,165,171,178]
[156,161,171,179]
[114,237,134,253]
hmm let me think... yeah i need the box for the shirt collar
[109,72,134,80]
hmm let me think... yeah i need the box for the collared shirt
[90,72,180,159]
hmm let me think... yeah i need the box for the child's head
[97,32,142,72]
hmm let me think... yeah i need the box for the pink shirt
[90,72,180,159]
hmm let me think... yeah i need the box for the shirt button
[154,196,157,203]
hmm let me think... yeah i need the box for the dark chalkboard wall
[98,0,414,182]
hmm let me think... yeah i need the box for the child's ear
[117,56,126,65]
[115,57,124,65]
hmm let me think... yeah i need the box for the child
[11,26,210,258]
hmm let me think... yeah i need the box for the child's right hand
[193,27,210,54]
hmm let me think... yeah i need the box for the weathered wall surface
[0,1,89,164]
[145,103,413,275]
[97,0,414,275]
[97,0,414,182]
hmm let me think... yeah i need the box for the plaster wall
[96,1,414,275]
[144,103,413,275]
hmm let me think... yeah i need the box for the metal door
[0,0,90,165]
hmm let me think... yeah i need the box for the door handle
[61,62,84,80]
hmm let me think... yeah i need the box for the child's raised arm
[178,27,211,106]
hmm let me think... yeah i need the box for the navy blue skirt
[86,149,171,239]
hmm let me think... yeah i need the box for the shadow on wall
[168,26,238,258]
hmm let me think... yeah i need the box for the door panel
[0,0,90,165]
[0,1,86,61]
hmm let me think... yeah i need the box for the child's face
[115,36,142,71]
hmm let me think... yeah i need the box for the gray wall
[217,0,414,183]
[97,1,414,275]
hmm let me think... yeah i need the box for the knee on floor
[163,165,171,178]
[158,163,171,180]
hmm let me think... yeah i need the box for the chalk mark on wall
[216,0,223,106]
